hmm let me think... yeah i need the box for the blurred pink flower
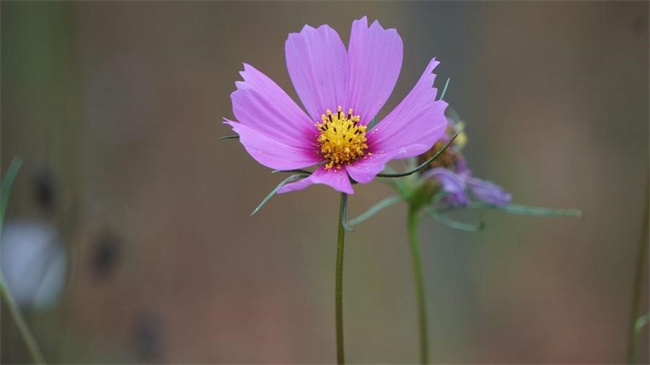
[226,17,448,194]
[419,119,512,207]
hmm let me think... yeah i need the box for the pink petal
[286,24,348,120]
[225,120,320,170]
[346,17,403,125]
[232,64,318,148]
[368,57,448,156]
[423,168,468,206]
[277,166,354,194]
[467,177,512,206]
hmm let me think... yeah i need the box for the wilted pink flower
[225,17,448,194]
[419,119,512,207]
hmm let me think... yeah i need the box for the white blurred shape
[1,220,67,310]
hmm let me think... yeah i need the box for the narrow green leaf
[377,134,458,178]
[426,207,485,232]
[1,156,23,233]
[272,161,326,175]
[348,195,403,227]
[439,78,451,100]
[218,134,239,140]
[635,313,649,335]
[468,202,582,217]
[367,116,379,130]
[251,174,305,216]
[271,169,312,175]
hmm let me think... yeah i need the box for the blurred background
[1,1,648,364]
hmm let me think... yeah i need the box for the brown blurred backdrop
[1,1,648,364]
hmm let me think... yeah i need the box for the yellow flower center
[317,106,369,169]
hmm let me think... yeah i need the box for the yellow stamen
[317,106,368,169]
[454,121,467,149]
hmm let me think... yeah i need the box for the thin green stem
[408,207,429,364]
[1,156,45,364]
[0,274,46,364]
[1,156,23,234]
[626,183,649,364]
[335,193,347,364]
[377,134,457,179]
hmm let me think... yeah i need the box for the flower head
[225,17,448,194]
[419,118,512,207]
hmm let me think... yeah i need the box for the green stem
[335,193,347,364]
[377,134,457,178]
[1,156,45,364]
[408,206,429,364]
[626,185,649,364]
[0,274,46,364]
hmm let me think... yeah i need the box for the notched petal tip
[237,63,263,82]
[233,80,246,92]
[287,23,334,40]
[237,63,253,81]
[427,57,440,71]
[369,18,395,33]
[300,24,316,33]
[353,16,369,27]
[358,16,400,36]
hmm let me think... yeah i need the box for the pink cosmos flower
[226,16,448,194]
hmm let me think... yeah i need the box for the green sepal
[218,134,239,140]
[439,78,451,100]
[426,207,485,232]
[271,169,311,175]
